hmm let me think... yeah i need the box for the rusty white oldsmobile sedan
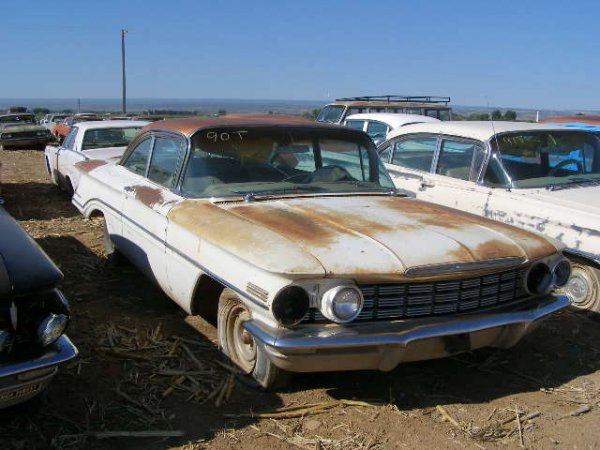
[72,117,570,388]
[44,120,148,194]
[378,121,600,314]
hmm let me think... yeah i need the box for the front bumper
[0,335,78,408]
[244,294,569,373]
[1,137,55,148]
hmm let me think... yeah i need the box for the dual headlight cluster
[272,284,364,327]
[525,257,571,296]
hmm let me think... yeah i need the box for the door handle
[420,177,435,189]
[124,186,135,193]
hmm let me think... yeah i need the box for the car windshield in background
[82,127,141,150]
[492,131,600,189]
[0,115,35,124]
[316,106,345,123]
[182,128,394,197]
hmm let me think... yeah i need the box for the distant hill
[1,98,598,121]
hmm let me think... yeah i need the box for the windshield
[0,114,35,124]
[491,131,600,189]
[82,127,141,150]
[181,127,394,198]
[52,115,67,123]
[316,106,345,123]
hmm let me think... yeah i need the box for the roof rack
[335,95,451,104]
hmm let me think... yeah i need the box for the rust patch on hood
[133,186,164,208]
[75,159,107,173]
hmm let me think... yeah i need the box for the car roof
[385,121,576,142]
[72,120,150,131]
[141,116,346,137]
[344,113,440,128]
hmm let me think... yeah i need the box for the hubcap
[228,305,256,374]
[565,266,596,309]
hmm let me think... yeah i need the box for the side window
[320,140,371,181]
[147,137,185,188]
[123,138,152,176]
[435,139,478,180]
[483,154,509,187]
[345,120,365,131]
[366,121,388,142]
[379,145,392,162]
[62,127,78,150]
[391,137,437,172]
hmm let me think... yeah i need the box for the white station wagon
[72,117,570,388]
[379,121,600,313]
[44,120,147,194]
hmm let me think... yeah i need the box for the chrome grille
[303,268,529,323]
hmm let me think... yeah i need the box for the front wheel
[217,288,290,390]
[564,263,600,314]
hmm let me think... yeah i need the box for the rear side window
[391,137,437,172]
[62,127,78,150]
[123,138,152,176]
[435,139,478,180]
[345,120,365,131]
[147,137,185,188]
[366,121,388,142]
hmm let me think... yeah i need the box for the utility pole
[121,29,128,114]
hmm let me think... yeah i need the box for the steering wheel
[305,165,354,183]
[548,159,584,176]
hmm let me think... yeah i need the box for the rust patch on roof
[75,159,107,173]
[541,115,600,125]
[140,116,344,137]
[133,185,164,208]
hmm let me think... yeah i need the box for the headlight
[321,286,363,323]
[3,134,12,139]
[525,262,554,295]
[37,313,68,347]
[553,258,571,287]
[272,286,309,327]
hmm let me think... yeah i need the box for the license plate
[0,383,42,403]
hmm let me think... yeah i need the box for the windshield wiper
[546,177,600,191]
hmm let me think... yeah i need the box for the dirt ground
[0,148,599,450]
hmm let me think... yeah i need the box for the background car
[72,117,568,389]
[54,113,102,143]
[378,121,600,313]
[0,113,55,150]
[0,206,77,408]
[40,114,69,133]
[45,120,147,195]
[541,115,600,133]
[343,112,440,144]
[316,95,453,124]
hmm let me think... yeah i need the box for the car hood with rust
[0,123,47,133]
[168,195,560,279]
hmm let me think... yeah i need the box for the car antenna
[486,97,510,192]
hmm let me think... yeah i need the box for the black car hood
[0,207,63,296]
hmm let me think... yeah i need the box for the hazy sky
[2,0,598,109]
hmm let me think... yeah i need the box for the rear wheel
[217,288,290,390]
[564,263,600,314]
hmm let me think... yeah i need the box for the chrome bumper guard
[244,294,570,373]
[0,335,78,408]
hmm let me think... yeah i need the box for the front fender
[563,248,600,271]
